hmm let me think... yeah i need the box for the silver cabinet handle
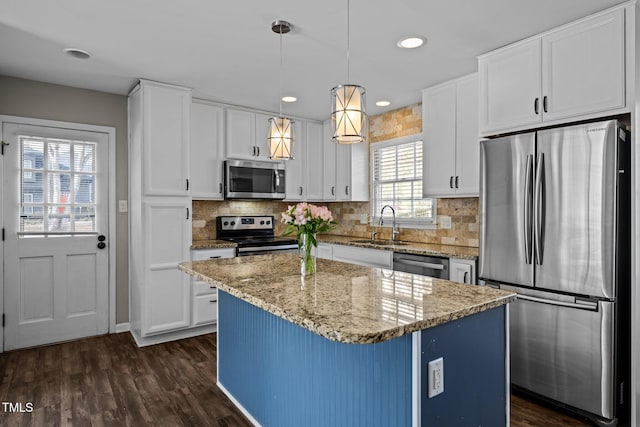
[455,176,459,189]
[542,96,548,113]
[524,154,533,265]
[345,185,349,195]
[331,186,335,196]
[463,271,469,284]
[449,176,454,188]
[186,207,190,220]
[219,182,223,194]
[534,97,539,115]
[257,146,260,157]
[209,300,216,303]
[209,256,221,259]
[252,146,256,156]
[186,179,190,191]
[299,186,303,196]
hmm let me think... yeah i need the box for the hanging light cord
[279,30,283,118]
[346,0,350,83]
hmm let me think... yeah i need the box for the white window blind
[371,136,435,226]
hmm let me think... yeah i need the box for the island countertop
[179,253,515,344]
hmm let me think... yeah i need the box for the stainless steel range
[216,215,298,257]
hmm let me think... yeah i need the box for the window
[371,136,435,227]
[19,135,97,234]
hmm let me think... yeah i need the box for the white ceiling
[0,0,626,121]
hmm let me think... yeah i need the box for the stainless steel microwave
[224,160,286,199]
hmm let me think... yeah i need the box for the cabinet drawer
[193,295,218,326]
[193,280,218,297]
[191,247,236,261]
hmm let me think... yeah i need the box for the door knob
[97,242,106,249]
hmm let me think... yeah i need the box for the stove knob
[260,220,265,225]
[266,220,271,225]
[223,221,229,226]
[230,221,236,226]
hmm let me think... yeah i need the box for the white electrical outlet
[428,357,444,398]
[440,215,452,229]
[118,200,128,213]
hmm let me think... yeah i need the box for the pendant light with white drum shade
[268,20,296,160]
[331,0,366,144]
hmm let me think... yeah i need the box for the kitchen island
[179,254,515,427]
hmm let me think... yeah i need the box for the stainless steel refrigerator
[479,119,630,425]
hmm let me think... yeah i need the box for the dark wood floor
[0,333,594,426]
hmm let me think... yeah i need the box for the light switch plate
[440,215,452,229]
[119,200,128,213]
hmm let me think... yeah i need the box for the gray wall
[0,75,129,323]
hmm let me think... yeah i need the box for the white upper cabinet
[479,8,626,136]
[479,39,541,134]
[423,74,479,198]
[323,120,337,200]
[140,80,191,196]
[254,112,272,160]
[190,100,224,199]
[285,120,306,201]
[541,9,625,122]
[226,108,256,159]
[305,121,324,201]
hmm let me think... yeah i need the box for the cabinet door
[542,9,625,122]
[335,143,351,201]
[143,200,191,335]
[190,101,224,199]
[143,82,191,196]
[323,121,337,200]
[254,112,272,160]
[285,120,305,200]
[479,38,542,134]
[305,122,324,201]
[450,259,475,285]
[423,83,457,197]
[226,108,255,159]
[455,75,480,197]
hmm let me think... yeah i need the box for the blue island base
[218,291,507,427]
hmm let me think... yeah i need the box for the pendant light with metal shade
[268,20,296,160]
[331,0,366,144]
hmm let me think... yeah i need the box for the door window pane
[19,136,98,234]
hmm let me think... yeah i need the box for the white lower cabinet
[191,248,235,326]
[449,258,476,284]
[332,245,393,269]
[313,243,334,260]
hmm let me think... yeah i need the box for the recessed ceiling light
[63,48,92,59]
[397,36,426,49]
[282,96,297,102]
[376,101,391,107]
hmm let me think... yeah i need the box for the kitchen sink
[350,239,409,246]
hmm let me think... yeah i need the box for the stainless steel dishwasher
[392,253,449,279]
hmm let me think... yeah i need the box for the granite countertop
[179,253,514,344]
[191,239,237,250]
[317,234,479,260]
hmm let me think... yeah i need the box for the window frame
[370,135,436,229]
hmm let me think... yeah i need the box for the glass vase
[299,233,317,276]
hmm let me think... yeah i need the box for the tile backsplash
[192,198,478,247]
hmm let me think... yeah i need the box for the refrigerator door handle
[524,154,534,264]
[516,293,598,311]
[534,153,545,265]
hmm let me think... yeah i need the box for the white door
[2,122,109,350]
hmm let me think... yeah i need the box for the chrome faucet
[379,205,400,241]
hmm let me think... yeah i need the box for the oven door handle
[394,258,445,270]
[238,245,299,253]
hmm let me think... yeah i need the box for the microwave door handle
[273,169,280,191]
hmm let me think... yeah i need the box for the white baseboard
[115,322,131,333]
[217,381,261,427]
[129,324,216,347]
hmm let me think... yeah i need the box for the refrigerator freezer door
[535,120,618,298]
[479,133,535,287]
[506,285,615,419]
